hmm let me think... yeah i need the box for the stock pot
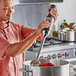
[19,59,69,76]
[58,30,76,41]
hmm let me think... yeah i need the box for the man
[0,0,58,76]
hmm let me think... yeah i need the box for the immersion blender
[30,4,56,66]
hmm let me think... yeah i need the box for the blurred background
[11,0,76,31]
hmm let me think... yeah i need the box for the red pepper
[39,64,45,67]
[39,63,54,67]
[46,63,54,66]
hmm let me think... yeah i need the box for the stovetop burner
[46,37,63,44]
[33,37,76,47]
[33,37,62,47]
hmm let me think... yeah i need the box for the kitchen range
[24,37,76,76]
[17,3,76,76]
[12,0,76,76]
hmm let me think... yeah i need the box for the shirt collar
[0,21,10,29]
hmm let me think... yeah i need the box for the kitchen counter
[32,42,76,53]
[70,66,76,76]
[70,72,76,76]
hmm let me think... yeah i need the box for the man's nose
[8,8,14,14]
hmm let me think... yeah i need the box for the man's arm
[5,20,50,57]
[5,8,58,57]
[22,27,36,39]
[5,30,39,57]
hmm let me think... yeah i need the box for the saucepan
[58,29,76,41]
[19,59,69,76]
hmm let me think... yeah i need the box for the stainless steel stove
[25,38,76,60]
[25,37,76,75]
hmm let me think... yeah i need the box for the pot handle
[19,68,33,76]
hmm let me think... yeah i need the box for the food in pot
[69,23,75,29]
[39,62,54,67]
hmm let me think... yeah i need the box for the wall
[11,3,50,28]
[13,0,76,31]
[53,0,76,30]
[14,0,19,4]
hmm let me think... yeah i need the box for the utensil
[30,31,47,66]
[58,29,76,41]
[30,4,56,66]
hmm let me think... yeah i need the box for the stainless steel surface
[20,60,69,76]
[35,32,46,60]
[65,30,76,41]
[11,3,50,28]
[24,38,76,76]
[46,17,55,36]
[70,72,76,76]
[70,66,76,76]
[19,0,63,3]
[30,31,46,66]
[58,30,76,41]
[25,38,76,61]
[73,65,76,72]
[58,31,65,41]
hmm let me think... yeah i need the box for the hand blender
[30,4,56,66]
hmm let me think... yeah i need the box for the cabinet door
[19,0,63,3]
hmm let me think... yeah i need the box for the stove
[25,37,76,61]
[24,37,76,75]
[33,37,68,47]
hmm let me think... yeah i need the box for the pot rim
[23,60,69,68]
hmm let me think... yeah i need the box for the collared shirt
[0,21,33,76]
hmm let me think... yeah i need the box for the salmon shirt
[0,21,34,76]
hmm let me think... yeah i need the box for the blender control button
[65,52,68,57]
[40,56,43,59]
[51,56,53,59]
[61,54,63,57]
[47,55,51,59]
[58,53,61,58]
[68,53,70,57]
[52,54,56,59]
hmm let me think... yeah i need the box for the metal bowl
[19,59,70,76]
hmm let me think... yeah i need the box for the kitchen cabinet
[19,0,63,3]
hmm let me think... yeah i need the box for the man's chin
[3,19,11,22]
[7,16,12,20]
[2,16,12,22]
[5,18,11,21]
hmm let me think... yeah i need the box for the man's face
[0,0,14,22]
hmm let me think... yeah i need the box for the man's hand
[35,20,50,36]
[50,8,58,21]
[35,8,58,36]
